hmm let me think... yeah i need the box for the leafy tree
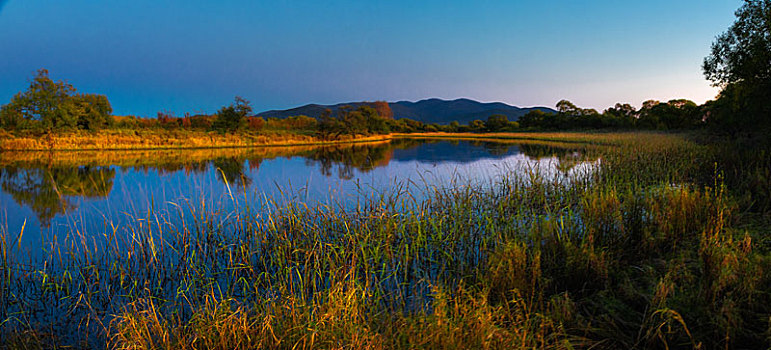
[317,108,341,135]
[0,98,25,129]
[704,0,771,87]
[703,0,771,130]
[602,103,637,128]
[317,105,390,137]
[556,100,579,114]
[389,117,425,133]
[214,96,252,132]
[612,103,637,118]
[246,116,266,130]
[641,100,661,110]
[637,99,702,130]
[0,69,77,130]
[369,101,393,119]
[637,100,664,129]
[157,111,179,129]
[485,114,509,132]
[0,69,115,131]
[73,94,113,130]
[468,119,485,131]
[519,110,550,129]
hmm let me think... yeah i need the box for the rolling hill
[256,98,555,125]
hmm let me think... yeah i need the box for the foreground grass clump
[1,133,770,349]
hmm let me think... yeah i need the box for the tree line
[0,69,764,137]
[0,70,717,136]
[513,98,704,131]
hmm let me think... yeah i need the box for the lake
[0,138,598,251]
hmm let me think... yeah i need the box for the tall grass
[0,133,769,349]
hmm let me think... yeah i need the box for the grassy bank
[1,129,670,152]
[0,129,392,151]
[1,132,769,349]
[392,131,679,146]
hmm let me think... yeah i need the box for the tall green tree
[0,69,77,130]
[73,94,113,130]
[0,69,114,131]
[703,0,771,130]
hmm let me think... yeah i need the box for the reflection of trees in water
[0,166,115,226]
[305,144,394,180]
[390,138,438,149]
[477,142,513,156]
[247,158,262,172]
[213,157,252,190]
[129,161,209,176]
[0,140,600,224]
[518,143,595,173]
[126,159,250,190]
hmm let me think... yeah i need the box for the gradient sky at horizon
[0,1,740,116]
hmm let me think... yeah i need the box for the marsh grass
[0,133,769,349]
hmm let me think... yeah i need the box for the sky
[0,1,741,117]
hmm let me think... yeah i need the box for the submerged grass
[0,132,769,349]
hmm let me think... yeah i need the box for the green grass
[0,132,769,349]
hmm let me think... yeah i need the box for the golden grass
[392,131,683,146]
[0,129,683,152]
[0,129,392,151]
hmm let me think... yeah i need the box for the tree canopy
[703,0,771,130]
[213,96,252,132]
[0,69,113,131]
[317,105,391,137]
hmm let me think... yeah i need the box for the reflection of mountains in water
[390,140,521,164]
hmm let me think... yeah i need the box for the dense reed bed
[1,133,769,349]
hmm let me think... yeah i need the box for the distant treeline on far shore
[1,69,767,138]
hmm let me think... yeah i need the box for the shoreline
[0,130,662,152]
[391,131,672,145]
[0,130,393,152]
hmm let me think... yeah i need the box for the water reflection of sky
[0,140,599,249]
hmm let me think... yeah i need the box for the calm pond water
[0,138,598,250]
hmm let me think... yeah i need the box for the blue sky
[0,1,740,116]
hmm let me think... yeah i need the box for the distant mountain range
[256,98,556,125]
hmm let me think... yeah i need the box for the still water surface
[0,139,597,248]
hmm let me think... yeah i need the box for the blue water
[0,139,596,252]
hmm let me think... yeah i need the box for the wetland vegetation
[0,132,769,349]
